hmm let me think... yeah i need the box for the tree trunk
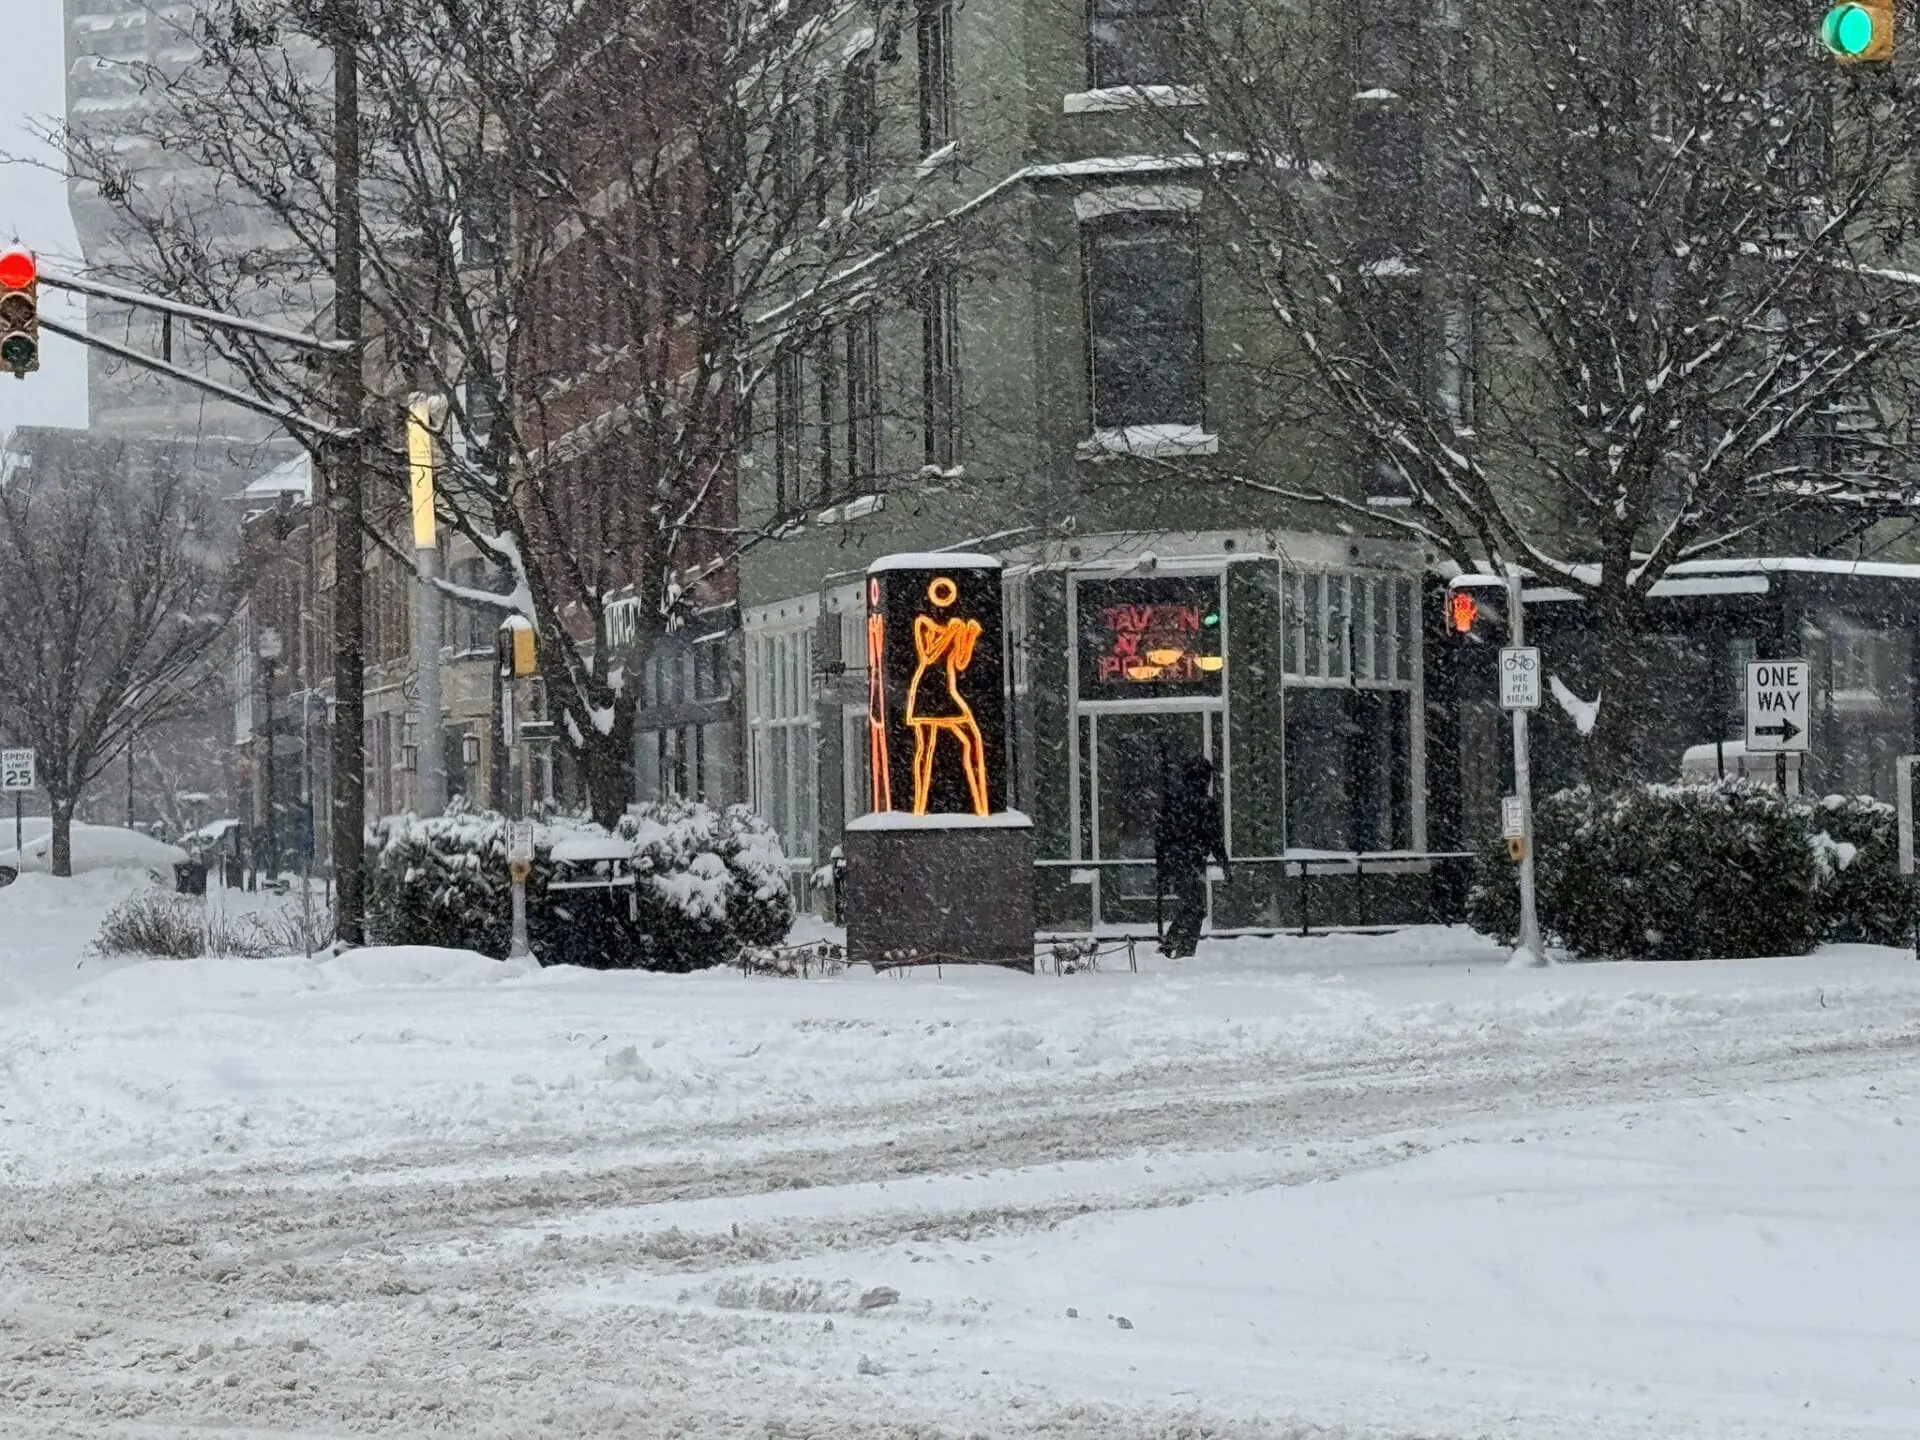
[1585,590,1641,791]
[50,796,74,878]
[581,697,637,831]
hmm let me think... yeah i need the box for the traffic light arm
[38,310,356,442]
[37,267,355,356]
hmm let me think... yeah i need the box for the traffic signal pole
[1508,566,1546,969]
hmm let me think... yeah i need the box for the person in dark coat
[1156,756,1229,958]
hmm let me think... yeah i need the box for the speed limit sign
[1499,646,1541,710]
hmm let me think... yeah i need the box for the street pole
[408,396,446,817]
[329,0,368,946]
[260,644,278,881]
[1508,566,1547,968]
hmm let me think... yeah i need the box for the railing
[1036,850,1477,937]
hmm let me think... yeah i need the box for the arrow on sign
[1753,717,1801,743]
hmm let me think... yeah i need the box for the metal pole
[329,0,368,946]
[415,543,445,816]
[1509,566,1546,967]
[510,870,530,959]
[13,792,20,866]
[261,652,277,881]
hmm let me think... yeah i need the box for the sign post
[1745,660,1809,793]
[1501,574,1546,968]
[2,748,35,866]
[507,819,534,960]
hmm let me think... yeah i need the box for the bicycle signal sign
[1499,647,1541,710]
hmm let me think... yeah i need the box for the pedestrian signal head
[0,248,39,379]
[1450,592,1478,634]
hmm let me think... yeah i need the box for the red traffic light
[0,249,36,291]
[1449,591,1479,634]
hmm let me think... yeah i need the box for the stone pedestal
[843,812,1034,969]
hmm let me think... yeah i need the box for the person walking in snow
[1156,756,1229,959]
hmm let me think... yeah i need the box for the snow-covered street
[3,872,1918,1438]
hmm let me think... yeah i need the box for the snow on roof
[869,551,1002,574]
[239,452,312,504]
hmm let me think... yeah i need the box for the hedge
[1466,780,1911,961]
[366,800,793,970]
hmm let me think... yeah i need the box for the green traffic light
[1,334,34,377]
[1822,3,1875,55]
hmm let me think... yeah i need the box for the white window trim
[1063,84,1206,115]
[1073,184,1202,222]
[1077,424,1219,461]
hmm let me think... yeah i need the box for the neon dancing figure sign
[866,555,1007,817]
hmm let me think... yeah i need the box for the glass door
[1090,709,1214,927]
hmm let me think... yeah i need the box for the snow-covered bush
[1806,794,1911,948]
[365,802,792,970]
[617,801,794,972]
[1468,780,1827,960]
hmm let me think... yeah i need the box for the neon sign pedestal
[843,552,1035,969]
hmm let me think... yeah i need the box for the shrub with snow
[365,801,793,970]
[1806,793,1911,948]
[1465,779,1875,961]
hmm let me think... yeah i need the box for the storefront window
[1282,569,1419,853]
[747,626,815,865]
[1076,575,1223,699]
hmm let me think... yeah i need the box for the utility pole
[329,0,368,946]
[1507,566,1547,968]
[408,396,446,817]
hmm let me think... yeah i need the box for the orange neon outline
[904,576,990,816]
[866,603,891,812]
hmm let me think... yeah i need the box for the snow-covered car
[0,822,190,881]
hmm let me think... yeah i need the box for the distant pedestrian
[1156,757,1229,959]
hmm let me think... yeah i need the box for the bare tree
[0,433,234,875]
[56,0,986,828]
[1171,0,1920,780]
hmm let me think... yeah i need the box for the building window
[814,329,839,495]
[842,60,877,206]
[771,101,805,218]
[1089,0,1187,89]
[921,260,959,470]
[1281,570,1420,853]
[844,308,880,489]
[774,344,803,513]
[748,626,817,867]
[918,0,955,157]
[1085,211,1203,432]
[444,557,509,654]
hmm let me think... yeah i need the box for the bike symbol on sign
[1499,647,1542,710]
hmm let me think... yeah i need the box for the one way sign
[1746,660,1810,753]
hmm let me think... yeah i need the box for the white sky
[0,3,89,437]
